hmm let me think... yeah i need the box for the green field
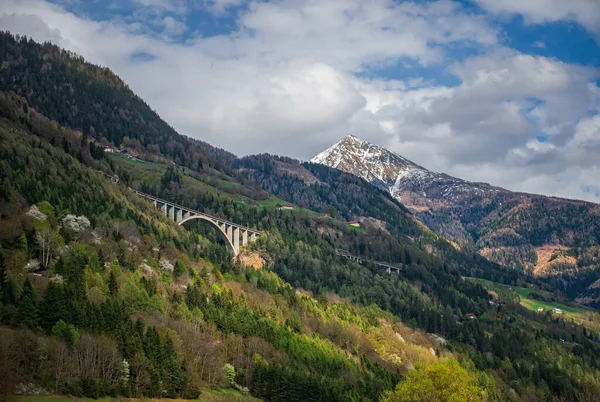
[519,297,588,316]
[255,195,293,208]
[466,277,589,317]
[218,180,243,189]
[514,287,536,299]
[109,153,167,172]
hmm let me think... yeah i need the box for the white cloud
[133,0,190,15]
[0,0,599,202]
[204,0,245,14]
[352,49,600,200]
[161,16,186,36]
[474,0,600,39]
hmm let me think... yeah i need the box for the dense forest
[0,32,231,175]
[2,32,600,401]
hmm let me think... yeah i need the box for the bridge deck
[335,249,402,272]
[134,190,262,235]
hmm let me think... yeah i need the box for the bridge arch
[178,215,237,255]
[133,190,262,258]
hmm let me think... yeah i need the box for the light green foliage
[381,359,483,402]
[119,271,155,313]
[150,293,166,314]
[172,301,193,323]
[224,363,236,388]
[51,319,80,346]
[84,266,108,295]
[37,201,55,218]
[19,233,28,254]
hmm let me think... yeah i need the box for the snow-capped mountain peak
[311,135,426,190]
[311,135,497,206]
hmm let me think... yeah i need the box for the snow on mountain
[311,135,498,207]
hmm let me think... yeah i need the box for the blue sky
[1,0,600,201]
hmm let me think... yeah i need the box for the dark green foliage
[0,32,229,175]
[173,260,186,278]
[16,279,38,329]
[116,320,190,398]
[108,271,118,297]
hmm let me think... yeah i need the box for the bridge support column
[168,205,175,221]
[226,225,233,243]
[161,203,167,215]
[233,227,240,255]
[242,230,248,246]
[387,267,391,274]
[183,211,191,220]
[176,208,183,223]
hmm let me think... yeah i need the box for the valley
[1,31,600,402]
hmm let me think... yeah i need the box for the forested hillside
[0,32,229,174]
[309,136,600,308]
[0,91,421,401]
[3,32,600,401]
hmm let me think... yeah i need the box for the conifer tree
[17,279,39,329]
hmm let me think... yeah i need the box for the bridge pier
[168,205,175,220]
[233,227,240,254]
[176,208,183,223]
[161,203,167,215]
[242,230,248,246]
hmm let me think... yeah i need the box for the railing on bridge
[335,249,402,274]
[134,190,262,256]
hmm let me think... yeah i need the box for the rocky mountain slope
[312,135,600,305]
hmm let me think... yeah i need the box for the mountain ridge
[312,135,600,306]
[312,134,593,205]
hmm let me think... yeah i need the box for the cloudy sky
[1,0,600,201]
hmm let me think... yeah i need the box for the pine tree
[97,249,105,271]
[40,281,67,331]
[17,279,39,329]
[109,270,118,297]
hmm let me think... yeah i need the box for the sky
[1,0,600,202]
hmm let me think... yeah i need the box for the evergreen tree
[16,279,39,329]
[109,270,118,297]
[40,281,67,331]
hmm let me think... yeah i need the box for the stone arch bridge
[134,191,262,256]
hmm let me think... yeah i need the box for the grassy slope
[469,278,589,318]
